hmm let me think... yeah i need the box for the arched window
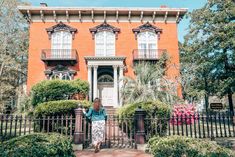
[98,74,114,83]
[90,22,120,57]
[51,31,72,58]
[51,31,72,50]
[133,22,162,59]
[95,31,115,56]
[50,71,72,80]
[45,65,76,81]
[137,31,157,58]
[46,22,77,59]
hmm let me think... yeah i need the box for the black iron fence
[145,113,235,141]
[0,114,75,142]
[82,115,136,149]
[1,109,235,148]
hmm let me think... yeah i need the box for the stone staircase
[104,106,117,115]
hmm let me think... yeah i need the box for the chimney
[160,5,167,8]
[40,3,48,7]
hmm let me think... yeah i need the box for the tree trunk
[204,93,209,112]
[228,88,234,115]
[224,51,234,115]
[204,76,209,112]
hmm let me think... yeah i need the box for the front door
[98,83,114,107]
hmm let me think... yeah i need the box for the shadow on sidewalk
[75,148,153,157]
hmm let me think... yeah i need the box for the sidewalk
[75,149,153,157]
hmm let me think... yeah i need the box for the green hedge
[118,101,171,137]
[34,100,91,117]
[0,133,75,157]
[147,136,235,157]
[118,100,170,118]
[30,79,89,106]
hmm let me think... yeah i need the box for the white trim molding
[18,6,188,23]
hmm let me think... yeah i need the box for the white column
[113,65,118,107]
[119,65,124,106]
[87,65,92,101]
[93,65,98,99]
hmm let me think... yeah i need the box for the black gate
[82,115,136,149]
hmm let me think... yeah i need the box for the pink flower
[171,104,198,125]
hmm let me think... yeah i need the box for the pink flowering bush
[171,104,198,125]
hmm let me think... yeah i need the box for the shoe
[94,145,99,153]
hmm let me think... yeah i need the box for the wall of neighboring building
[27,21,181,95]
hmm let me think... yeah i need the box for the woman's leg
[94,143,99,153]
[97,142,101,150]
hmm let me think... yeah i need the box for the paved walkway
[75,149,153,157]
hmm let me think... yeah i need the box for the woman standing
[83,98,107,153]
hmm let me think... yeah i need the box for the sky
[24,0,207,42]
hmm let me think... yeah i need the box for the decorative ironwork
[46,21,77,39]
[98,74,114,83]
[132,22,162,40]
[44,65,76,80]
[89,22,120,39]
[132,49,166,61]
[41,49,78,65]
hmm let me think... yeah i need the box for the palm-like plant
[121,55,179,105]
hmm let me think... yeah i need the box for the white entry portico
[85,56,125,108]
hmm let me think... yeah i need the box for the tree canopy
[0,0,29,113]
[181,0,235,113]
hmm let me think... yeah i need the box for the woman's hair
[93,98,101,111]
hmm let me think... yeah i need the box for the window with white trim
[137,32,157,58]
[51,31,72,58]
[95,31,115,56]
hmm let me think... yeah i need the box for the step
[104,107,117,115]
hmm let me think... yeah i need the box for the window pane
[147,32,156,42]
[106,49,114,56]
[106,32,115,43]
[138,31,157,51]
[95,31,115,56]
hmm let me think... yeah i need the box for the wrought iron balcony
[41,49,78,65]
[132,49,166,61]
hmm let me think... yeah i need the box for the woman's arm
[84,108,93,118]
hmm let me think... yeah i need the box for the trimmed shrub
[34,100,91,117]
[33,100,91,134]
[0,133,75,157]
[70,79,89,95]
[147,136,235,157]
[118,100,171,118]
[30,79,89,106]
[118,101,171,137]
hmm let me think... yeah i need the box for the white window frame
[95,31,115,57]
[137,31,157,58]
[51,31,72,58]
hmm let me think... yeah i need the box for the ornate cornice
[84,56,126,61]
[132,22,162,40]
[46,21,77,39]
[89,22,120,39]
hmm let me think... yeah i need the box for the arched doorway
[98,73,114,107]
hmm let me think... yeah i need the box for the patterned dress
[92,120,105,145]
[84,107,107,145]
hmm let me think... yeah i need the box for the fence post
[74,106,84,147]
[134,106,146,146]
